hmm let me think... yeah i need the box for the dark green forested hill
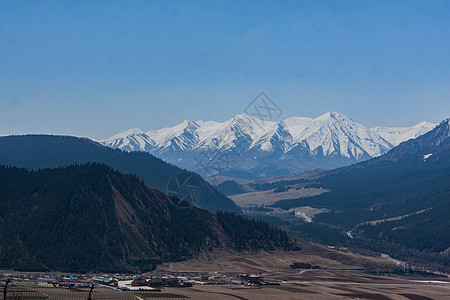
[354,189,450,254]
[0,164,291,273]
[0,135,240,213]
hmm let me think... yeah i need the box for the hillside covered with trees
[0,135,240,213]
[0,164,292,273]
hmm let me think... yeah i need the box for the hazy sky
[1,0,449,139]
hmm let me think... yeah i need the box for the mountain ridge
[371,121,437,146]
[0,135,240,213]
[100,112,436,179]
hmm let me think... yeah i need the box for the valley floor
[4,271,449,299]
[151,246,450,299]
[3,245,448,299]
[163,272,450,300]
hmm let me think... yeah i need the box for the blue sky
[1,0,449,139]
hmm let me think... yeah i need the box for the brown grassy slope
[155,238,395,274]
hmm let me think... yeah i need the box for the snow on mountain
[283,112,392,159]
[102,112,391,158]
[371,121,436,146]
[193,113,276,151]
[148,120,201,152]
[99,113,435,178]
[420,118,450,147]
[370,118,449,165]
[101,128,155,151]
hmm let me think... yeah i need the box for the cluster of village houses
[92,273,269,290]
[2,272,273,291]
[2,261,323,291]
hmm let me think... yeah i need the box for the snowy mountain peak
[232,112,255,121]
[106,128,145,140]
[184,120,200,131]
[371,121,437,146]
[417,121,436,127]
[100,128,154,152]
[229,113,257,127]
[228,113,275,129]
[318,111,348,121]
[426,118,450,146]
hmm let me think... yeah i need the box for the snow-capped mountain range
[99,112,436,179]
[370,121,437,146]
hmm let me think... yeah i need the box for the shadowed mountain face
[340,118,450,170]
[271,118,450,211]
[0,135,240,213]
[0,164,292,273]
